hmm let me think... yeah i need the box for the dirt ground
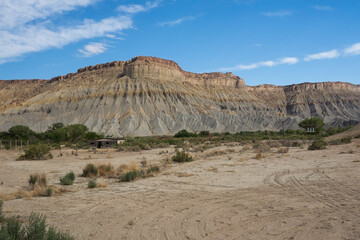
[1,140,360,240]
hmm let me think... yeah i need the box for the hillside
[0,56,359,136]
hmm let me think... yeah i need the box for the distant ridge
[0,56,359,136]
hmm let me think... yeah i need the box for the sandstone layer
[0,56,359,136]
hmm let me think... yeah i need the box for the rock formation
[0,56,359,136]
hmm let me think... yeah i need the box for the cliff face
[0,56,359,136]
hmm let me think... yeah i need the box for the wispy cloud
[313,5,333,11]
[304,49,340,61]
[159,16,196,27]
[117,0,161,14]
[0,16,132,63]
[219,57,298,72]
[262,11,291,17]
[344,42,360,56]
[78,42,108,57]
[0,0,160,64]
[0,0,98,29]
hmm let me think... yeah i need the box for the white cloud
[344,42,360,56]
[313,5,333,11]
[0,0,161,64]
[304,49,340,61]
[0,0,97,29]
[117,1,160,14]
[159,16,196,27]
[262,11,291,17]
[219,57,298,72]
[78,42,108,57]
[0,16,133,63]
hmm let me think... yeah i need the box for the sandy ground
[1,140,360,240]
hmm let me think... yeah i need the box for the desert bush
[171,150,193,163]
[140,158,147,167]
[18,144,53,160]
[328,137,352,145]
[0,212,73,240]
[28,173,47,188]
[46,187,53,197]
[59,172,75,185]
[120,170,141,182]
[98,164,115,177]
[278,147,289,154]
[253,143,271,153]
[308,139,327,150]
[147,165,160,174]
[267,141,281,148]
[292,141,301,147]
[88,180,97,188]
[255,153,264,160]
[355,134,360,139]
[174,129,197,138]
[0,200,4,222]
[82,164,98,177]
[198,131,210,137]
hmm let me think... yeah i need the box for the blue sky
[0,0,359,86]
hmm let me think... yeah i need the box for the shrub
[18,144,53,160]
[0,200,4,222]
[174,129,196,138]
[355,134,360,139]
[82,164,98,177]
[88,180,97,188]
[198,131,210,137]
[147,165,160,174]
[120,171,139,182]
[59,172,75,185]
[46,187,53,197]
[308,139,327,150]
[0,212,73,240]
[253,143,271,153]
[171,150,193,163]
[28,173,47,188]
[328,137,352,145]
[255,153,264,160]
[98,164,115,177]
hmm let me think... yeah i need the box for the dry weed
[96,182,107,188]
[140,158,147,167]
[176,172,194,177]
[128,161,139,171]
[255,153,264,160]
[207,167,219,173]
[97,163,115,177]
[278,147,289,154]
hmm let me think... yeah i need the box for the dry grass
[253,143,271,153]
[207,167,219,173]
[176,172,194,177]
[140,158,147,167]
[97,163,115,177]
[255,153,265,160]
[278,147,289,154]
[96,182,107,188]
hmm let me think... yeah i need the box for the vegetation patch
[59,172,75,185]
[0,209,73,240]
[82,163,98,177]
[18,144,53,160]
[88,180,97,188]
[171,150,193,163]
[328,137,352,145]
[308,139,327,150]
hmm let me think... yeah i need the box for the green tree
[298,117,325,135]
[8,125,35,139]
[46,122,65,133]
[65,124,88,142]
[48,128,68,143]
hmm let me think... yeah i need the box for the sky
[0,0,360,86]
